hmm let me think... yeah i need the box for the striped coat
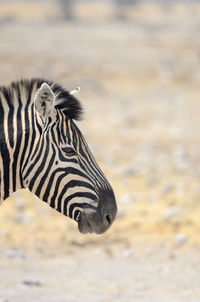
[0,79,117,234]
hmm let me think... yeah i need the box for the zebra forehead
[0,78,83,121]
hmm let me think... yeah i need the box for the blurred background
[0,0,200,301]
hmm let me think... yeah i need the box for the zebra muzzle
[77,189,117,234]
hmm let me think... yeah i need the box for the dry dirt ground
[1,244,200,302]
[0,1,200,301]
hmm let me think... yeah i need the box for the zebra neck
[0,88,37,203]
[0,118,28,202]
[0,161,23,203]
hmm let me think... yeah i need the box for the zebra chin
[77,189,117,234]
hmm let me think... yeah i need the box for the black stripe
[7,106,14,148]
[24,135,44,180]
[78,156,99,185]
[20,106,31,187]
[48,172,66,207]
[69,203,96,218]
[0,100,10,199]
[35,145,56,196]
[71,124,77,148]
[58,113,66,144]
[79,134,108,187]
[50,179,95,208]
[21,104,36,174]
[12,92,23,190]
[51,122,59,146]
[65,118,71,145]
[28,136,49,190]
[42,167,92,202]
[58,191,97,214]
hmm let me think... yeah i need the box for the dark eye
[62,146,76,157]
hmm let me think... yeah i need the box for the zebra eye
[62,146,76,157]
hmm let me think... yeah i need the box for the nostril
[105,214,112,225]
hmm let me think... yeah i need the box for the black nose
[99,188,117,226]
[105,214,112,225]
[104,213,113,226]
[81,188,117,234]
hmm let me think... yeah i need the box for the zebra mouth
[77,209,111,235]
[77,212,94,234]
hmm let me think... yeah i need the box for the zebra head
[23,81,117,234]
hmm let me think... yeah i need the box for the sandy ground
[1,244,200,302]
[0,1,200,301]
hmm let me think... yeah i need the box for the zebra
[0,78,117,234]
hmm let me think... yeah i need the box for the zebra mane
[0,78,83,121]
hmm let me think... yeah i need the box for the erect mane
[0,78,83,121]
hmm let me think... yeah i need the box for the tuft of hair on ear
[54,93,83,121]
[52,84,83,121]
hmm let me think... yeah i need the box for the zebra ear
[34,83,55,119]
